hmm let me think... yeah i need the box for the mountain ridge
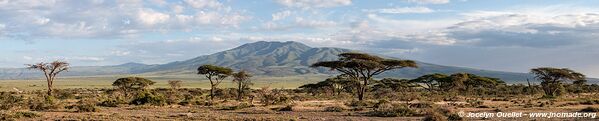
[0,41,584,83]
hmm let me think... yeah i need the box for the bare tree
[26,61,70,96]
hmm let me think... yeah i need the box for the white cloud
[183,0,222,9]
[67,56,105,61]
[272,10,292,21]
[365,7,434,14]
[275,0,351,9]
[137,9,170,25]
[405,0,450,4]
[34,17,50,25]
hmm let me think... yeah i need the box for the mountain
[0,41,570,83]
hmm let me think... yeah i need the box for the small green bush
[130,91,167,106]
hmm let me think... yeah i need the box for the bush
[98,99,120,107]
[130,91,167,106]
[272,105,293,111]
[219,102,253,110]
[346,100,371,107]
[76,104,99,112]
[580,107,599,112]
[14,111,39,118]
[0,93,24,110]
[367,106,415,117]
[324,106,346,112]
[447,114,463,121]
[422,112,447,121]
[28,96,62,111]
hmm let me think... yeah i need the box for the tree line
[26,52,593,101]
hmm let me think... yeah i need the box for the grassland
[0,74,329,91]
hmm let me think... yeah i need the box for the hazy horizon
[1,0,599,77]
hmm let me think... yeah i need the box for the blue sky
[1,0,599,77]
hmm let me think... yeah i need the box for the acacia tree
[410,73,447,92]
[232,70,253,101]
[311,52,418,101]
[168,80,182,90]
[198,64,233,100]
[531,67,585,97]
[26,61,70,96]
[112,77,156,97]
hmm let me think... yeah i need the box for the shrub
[130,91,167,106]
[346,100,370,107]
[367,106,415,117]
[76,104,99,112]
[219,102,253,110]
[14,111,39,118]
[447,114,463,121]
[28,95,62,111]
[0,93,24,110]
[410,102,433,109]
[580,107,599,112]
[422,112,447,121]
[324,106,346,112]
[272,105,294,111]
[98,99,120,107]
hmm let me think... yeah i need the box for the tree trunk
[237,82,243,101]
[47,79,53,96]
[210,86,215,101]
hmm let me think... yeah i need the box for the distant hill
[1,41,592,83]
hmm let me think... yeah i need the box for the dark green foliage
[130,91,167,106]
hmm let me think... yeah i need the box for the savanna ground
[1,75,599,121]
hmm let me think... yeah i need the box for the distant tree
[531,67,586,97]
[26,61,70,96]
[299,75,355,96]
[198,64,233,100]
[168,80,182,90]
[112,77,155,97]
[311,52,418,101]
[232,70,253,101]
[410,73,448,92]
[372,78,417,92]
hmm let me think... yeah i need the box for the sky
[1,0,599,77]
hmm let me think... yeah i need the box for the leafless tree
[26,61,70,96]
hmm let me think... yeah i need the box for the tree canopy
[531,67,586,97]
